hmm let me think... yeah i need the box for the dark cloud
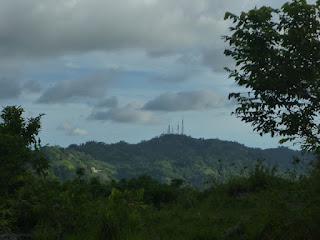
[0,77,42,100]
[37,74,114,104]
[0,0,258,71]
[0,78,21,99]
[143,90,228,112]
[23,80,42,93]
[94,97,118,109]
[90,103,156,124]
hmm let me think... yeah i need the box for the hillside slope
[43,146,115,181]
[44,134,313,186]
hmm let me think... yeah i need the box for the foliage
[42,146,115,182]
[224,0,320,151]
[61,134,312,187]
[0,106,48,196]
[1,106,320,239]
[3,164,320,239]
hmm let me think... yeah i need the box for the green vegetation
[1,105,320,239]
[43,146,115,182]
[44,135,312,188]
[225,0,320,151]
[3,1,320,238]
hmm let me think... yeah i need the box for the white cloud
[143,90,229,111]
[90,103,157,124]
[37,73,117,104]
[57,122,88,136]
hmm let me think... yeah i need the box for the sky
[0,0,294,148]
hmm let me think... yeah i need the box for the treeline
[2,161,320,239]
[1,106,320,239]
[53,134,312,187]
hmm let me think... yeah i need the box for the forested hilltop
[44,134,313,187]
[3,0,320,238]
[2,106,320,239]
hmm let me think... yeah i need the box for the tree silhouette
[0,106,48,195]
[224,0,320,152]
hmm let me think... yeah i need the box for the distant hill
[43,146,116,182]
[43,134,314,187]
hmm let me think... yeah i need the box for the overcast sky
[0,0,293,148]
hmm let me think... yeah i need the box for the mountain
[43,146,116,181]
[43,134,314,187]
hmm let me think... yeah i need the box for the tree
[224,0,320,152]
[0,106,48,195]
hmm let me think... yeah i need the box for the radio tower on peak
[167,124,171,134]
[163,120,185,136]
[181,119,184,135]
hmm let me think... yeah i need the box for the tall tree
[224,0,320,152]
[0,106,48,195]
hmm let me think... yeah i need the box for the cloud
[94,96,118,109]
[37,74,114,104]
[0,77,42,100]
[143,90,228,111]
[23,80,42,93]
[57,122,88,136]
[201,49,232,72]
[153,66,200,83]
[90,103,157,124]
[0,77,22,99]
[0,0,260,70]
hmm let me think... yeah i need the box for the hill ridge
[44,134,313,187]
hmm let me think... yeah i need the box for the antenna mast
[182,119,184,135]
